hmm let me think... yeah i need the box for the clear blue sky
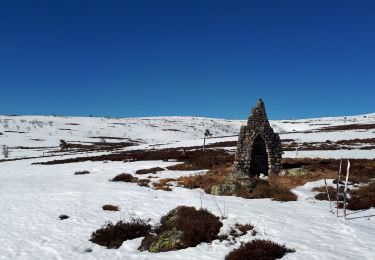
[0,1,374,119]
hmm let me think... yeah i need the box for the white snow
[1,113,375,259]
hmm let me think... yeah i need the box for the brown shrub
[225,239,295,260]
[102,205,120,211]
[229,223,256,237]
[137,179,151,187]
[153,178,176,191]
[167,163,203,171]
[139,206,222,252]
[90,218,151,249]
[136,167,165,175]
[313,186,345,202]
[74,170,90,175]
[347,182,375,210]
[111,173,138,182]
[247,180,297,202]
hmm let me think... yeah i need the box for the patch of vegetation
[74,170,90,175]
[111,173,138,182]
[59,214,69,220]
[136,167,165,175]
[225,239,295,260]
[153,178,176,191]
[35,148,233,170]
[313,186,345,202]
[246,180,298,201]
[313,183,375,211]
[137,179,151,187]
[178,165,297,202]
[90,218,151,249]
[139,206,222,253]
[347,182,375,210]
[178,164,232,192]
[229,223,256,238]
[102,205,120,211]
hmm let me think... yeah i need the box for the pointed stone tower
[233,99,282,176]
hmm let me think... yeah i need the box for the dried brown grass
[152,178,176,191]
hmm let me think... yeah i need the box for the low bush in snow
[153,178,176,191]
[74,170,90,175]
[139,206,222,252]
[229,223,256,238]
[111,173,138,182]
[90,218,151,249]
[225,239,295,260]
[137,178,151,187]
[102,205,120,211]
[59,214,69,220]
[313,186,345,203]
[136,167,165,175]
[347,182,375,210]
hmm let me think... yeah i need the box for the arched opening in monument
[249,135,269,176]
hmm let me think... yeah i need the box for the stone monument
[233,98,282,177]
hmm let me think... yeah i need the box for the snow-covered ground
[1,113,375,259]
[1,113,375,160]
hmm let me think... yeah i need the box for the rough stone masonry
[233,99,283,177]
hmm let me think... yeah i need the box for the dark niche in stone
[233,99,283,177]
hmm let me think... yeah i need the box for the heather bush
[90,218,151,249]
[225,239,295,260]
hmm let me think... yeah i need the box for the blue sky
[0,1,374,119]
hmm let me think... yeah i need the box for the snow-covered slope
[1,113,375,159]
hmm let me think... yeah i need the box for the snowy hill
[1,113,375,160]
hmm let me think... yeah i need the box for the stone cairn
[211,99,283,195]
[233,98,283,178]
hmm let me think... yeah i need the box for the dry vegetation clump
[312,186,345,202]
[178,163,232,193]
[59,214,69,220]
[178,164,297,201]
[247,180,298,201]
[137,179,151,187]
[90,218,151,249]
[153,178,176,191]
[74,170,90,175]
[281,158,375,185]
[139,206,222,253]
[347,182,375,210]
[230,223,256,237]
[102,205,120,211]
[225,239,295,260]
[136,167,165,175]
[312,183,375,211]
[167,163,202,171]
[111,173,138,182]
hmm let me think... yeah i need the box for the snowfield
[0,113,374,259]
